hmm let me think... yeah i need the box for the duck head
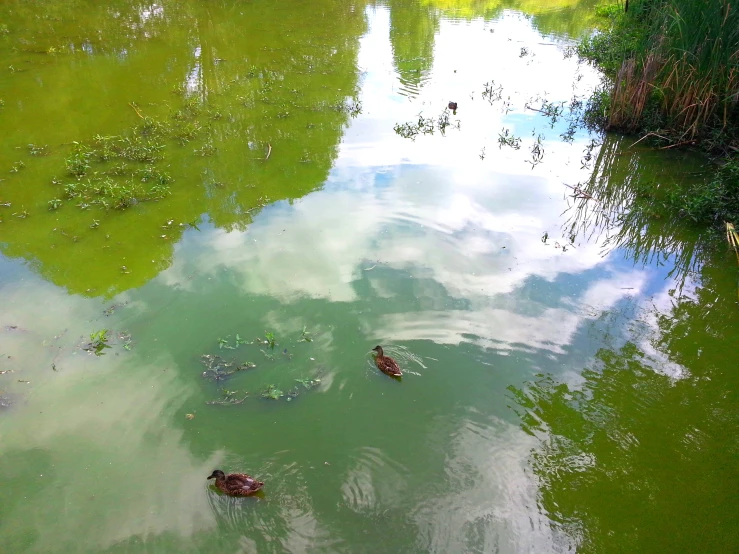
[372,345,384,356]
[207,470,225,480]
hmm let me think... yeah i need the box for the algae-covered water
[1,1,738,552]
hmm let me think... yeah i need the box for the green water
[1,1,737,552]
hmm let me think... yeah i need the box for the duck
[207,470,264,496]
[372,345,402,377]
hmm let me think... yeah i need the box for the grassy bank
[577,0,739,230]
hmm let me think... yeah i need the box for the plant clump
[578,0,739,151]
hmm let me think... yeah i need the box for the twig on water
[265,143,272,160]
[129,102,145,119]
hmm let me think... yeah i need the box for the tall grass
[583,0,739,147]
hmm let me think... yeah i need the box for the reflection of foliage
[509,330,739,551]
[561,134,716,295]
[417,0,603,37]
[0,0,366,297]
[508,230,739,552]
[389,0,439,95]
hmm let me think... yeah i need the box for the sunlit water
[1,1,738,552]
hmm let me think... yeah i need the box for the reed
[584,0,739,147]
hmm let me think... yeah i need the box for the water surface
[1,1,738,552]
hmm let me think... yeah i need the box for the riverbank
[577,0,739,228]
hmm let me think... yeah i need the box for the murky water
[1,1,738,552]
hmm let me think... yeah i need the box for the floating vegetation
[528,133,545,169]
[300,326,312,342]
[526,99,565,127]
[194,140,217,157]
[394,109,460,141]
[482,80,503,104]
[498,128,522,150]
[27,143,49,156]
[9,161,25,173]
[40,97,228,221]
[207,388,248,406]
[201,354,237,381]
[394,115,434,140]
[66,143,91,176]
[264,331,276,350]
[294,377,321,390]
[261,384,283,400]
[201,353,255,381]
[347,100,362,118]
[217,334,249,349]
[84,328,110,356]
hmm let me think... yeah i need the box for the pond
[1,0,738,552]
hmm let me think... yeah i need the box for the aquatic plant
[578,0,739,149]
[394,109,459,140]
[65,143,91,177]
[265,331,276,350]
[206,389,248,406]
[482,80,503,104]
[86,328,110,356]
[261,384,283,400]
[497,128,521,150]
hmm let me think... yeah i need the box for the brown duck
[207,470,264,496]
[372,345,402,377]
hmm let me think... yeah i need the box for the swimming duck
[372,345,402,377]
[207,470,264,496]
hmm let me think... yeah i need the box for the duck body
[372,345,402,377]
[207,470,264,496]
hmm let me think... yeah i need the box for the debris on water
[448,101,458,111]
[185,413,195,420]
[206,389,248,406]
[201,354,236,381]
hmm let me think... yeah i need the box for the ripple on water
[205,454,339,553]
[340,446,409,515]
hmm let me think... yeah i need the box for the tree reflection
[385,0,440,97]
[0,0,366,296]
[508,249,739,551]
